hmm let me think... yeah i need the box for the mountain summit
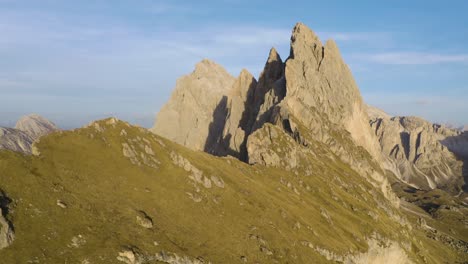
[153,23,381,162]
[0,114,58,153]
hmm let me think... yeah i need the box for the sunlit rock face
[0,114,58,154]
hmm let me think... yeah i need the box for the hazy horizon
[1,0,467,128]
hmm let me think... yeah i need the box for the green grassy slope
[0,118,465,263]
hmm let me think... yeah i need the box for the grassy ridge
[0,119,465,263]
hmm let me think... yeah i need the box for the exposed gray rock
[117,247,210,264]
[152,22,399,206]
[153,49,286,161]
[283,23,382,161]
[0,192,14,250]
[219,69,257,158]
[15,114,58,140]
[0,211,14,250]
[57,200,68,209]
[0,114,58,154]
[0,127,33,153]
[370,115,465,191]
[152,60,236,153]
[136,211,153,229]
[170,151,212,189]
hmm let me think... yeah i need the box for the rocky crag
[151,23,468,261]
[153,23,381,163]
[154,23,398,207]
[367,106,468,195]
[0,114,58,154]
[153,23,468,200]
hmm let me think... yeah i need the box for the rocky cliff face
[0,114,58,154]
[153,23,403,208]
[282,23,382,161]
[369,112,467,192]
[151,59,236,154]
[0,128,33,154]
[153,23,381,162]
[15,114,58,140]
[152,48,286,161]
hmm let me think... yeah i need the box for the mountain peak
[267,47,281,63]
[289,23,323,65]
[239,68,254,79]
[15,114,58,140]
[193,59,232,79]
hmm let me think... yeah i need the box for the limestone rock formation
[0,114,58,154]
[152,59,236,154]
[0,127,33,153]
[15,114,58,140]
[370,114,466,191]
[282,23,382,161]
[0,192,14,250]
[219,69,257,158]
[152,22,468,212]
[153,23,381,163]
[152,22,397,205]
[0,211,14,250]
[152,50,285,160]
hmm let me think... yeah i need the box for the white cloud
[317,31,391,42]
[362,52,468,65]
[363,92,468,125]
[213,28,291,46]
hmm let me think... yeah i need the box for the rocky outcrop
[282,23,382,161]
[153,22,398,205]
[15,114,58,140]
[0,114,57,154]
[370,115,466,191]
[153,23,381,162]
[152,49,285,161]
[0,212,14,250]
[219,69,257,158]
[152,59,236,154]
[0,127,33,153]
[0,191,14,250]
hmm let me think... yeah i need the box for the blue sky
[0,0,467,128]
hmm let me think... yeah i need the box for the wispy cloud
[363,92,468,123]
[362,52,468,65]
[414,99,432,105]
[213,28,290,46]
[318,31,391,42]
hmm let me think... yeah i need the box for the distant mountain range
[0,114,58,153]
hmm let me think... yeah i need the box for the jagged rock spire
[152,22,381,163]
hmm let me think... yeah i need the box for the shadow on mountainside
[205,53,286,162]
[0,189,12,216]
[440,132,468,192]
[204,96,228,155]
[235,75,259,162]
